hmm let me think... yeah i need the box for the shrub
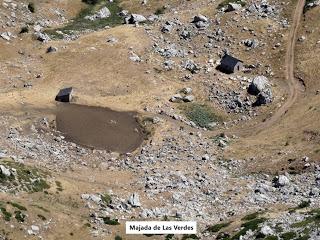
[155,7,165,15]
[103,217,120,225]
[298,200,311,209]
[20,26,29,34]
[14,211,26,222]
[0,207,12,221]
[231,218,266,240]
[28,2,35,13]
[82,0,99,4]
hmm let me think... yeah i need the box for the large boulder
[0,165,11,177]
[248,76,273,106]
[227,3,242,12]
[260,226,274,236]
[125,14,147,24]
[255,91,273,106]
[193,14,208,23]
[192,14,209,29]
[128,193,141,207]
[35,32,50,42]
[1,32,11,41]
[248,76,270,95]
[244,39,259,48]
[273,175,290,188]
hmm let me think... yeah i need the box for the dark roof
[56,87,73,97]
[220,54,243,67]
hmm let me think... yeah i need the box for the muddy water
[56,104,145,153]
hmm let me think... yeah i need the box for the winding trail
[241,0,306,136]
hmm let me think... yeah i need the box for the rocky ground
[0,0,320,240]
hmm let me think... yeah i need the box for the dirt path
[243,0,306,136]
[160,0,306,138]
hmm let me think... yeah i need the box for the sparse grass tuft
[101,193,112,205]
[55,181,63,192]
[37,214,46,221]
[137,116,156,140]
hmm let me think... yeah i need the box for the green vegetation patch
[0,206,12,221]
[231,218,266,240]
[0,159,50,193]
[14,210,26,222]
[206,221,231,233]
[181,234,200,240]
[264,236,278,240]
[291,209,320,229]
[103,217,120,225]
[280,231,297,240]
[45,0,123,39]
[8,202,27,211]
[298,201,311,209]
[101,193,112,205]
[241,212,261,221]
[296,235,310,240]
[180,103,222,129]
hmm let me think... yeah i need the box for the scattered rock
[126,14,147,24]
[47,46,57,53]
[128,193,141,207]
[1,32,11,41]
[273,175,290,188]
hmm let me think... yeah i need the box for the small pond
[56,104,145,153]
